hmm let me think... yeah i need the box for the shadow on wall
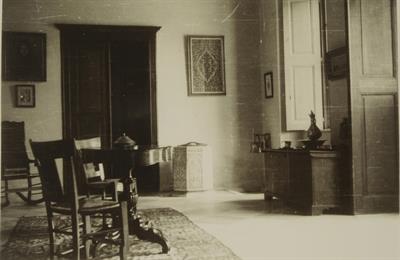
[225,0,264,192]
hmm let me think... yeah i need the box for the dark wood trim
[106,42,113,147]
[57,24,160,147]
[59,30,70,141]
[149,33,158,145]
[55,24,161,33]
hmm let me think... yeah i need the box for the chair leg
[27,176,33,202]
[1,180,10,207]
[46,211,56,260]
[113,185,118,202]
[71,212,81,260]
[83,215,92,259]
[119,201,129,260]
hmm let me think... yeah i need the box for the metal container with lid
[113,133,138,150]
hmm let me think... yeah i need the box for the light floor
[1,191,399,260]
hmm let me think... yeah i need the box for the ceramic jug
[307,111,322,141]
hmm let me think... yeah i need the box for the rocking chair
[1,121,43,207]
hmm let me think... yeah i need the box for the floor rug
[1,208,240,260]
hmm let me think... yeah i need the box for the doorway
[323,0,398,213]
[57,24,161,192]
[282,0,398,213]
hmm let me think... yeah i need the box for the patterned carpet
[1,208,240,260]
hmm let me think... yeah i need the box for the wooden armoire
[57,24,161,192]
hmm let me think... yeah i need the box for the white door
[347,0,398,213]
[283,0,324,130]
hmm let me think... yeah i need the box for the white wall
[259,0,281,149]
[2,0,264,192]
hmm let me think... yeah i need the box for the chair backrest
[73,137,105,181]
[2,121,30,170]
[30,139,78,204]
[80,148,134,180]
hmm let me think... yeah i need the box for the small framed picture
[15,85,35,107]
[264,72,273,98]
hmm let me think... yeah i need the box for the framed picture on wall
[15,85,35,107]
[264,72,273,98]
[2,31,46,81]
[186,35,226,96]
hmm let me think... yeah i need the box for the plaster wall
[1,0,264,192]
[259,0,282,149]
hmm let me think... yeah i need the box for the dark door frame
[56,24,160,146]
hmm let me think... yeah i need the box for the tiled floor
[1,191,399,260]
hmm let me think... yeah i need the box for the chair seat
[88,178,120,189]
[79,197,120,214]
[50,197,120,215]
[2,167,40,179]
[3,167,29,173]
[89,179,124,192]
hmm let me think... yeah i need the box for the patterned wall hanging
[186,35,226,96]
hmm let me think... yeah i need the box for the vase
[307,111,322,141]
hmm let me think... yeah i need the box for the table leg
[128,213,170,253]
[124,174,170,253]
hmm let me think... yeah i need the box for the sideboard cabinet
[264,149,343,215]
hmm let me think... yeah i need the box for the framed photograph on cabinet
[2,32,46,81]
[15,85,35,107]
[186,35,226,96]
[264,72,273,98]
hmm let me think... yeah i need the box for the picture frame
[251,133,271,153]
[186,35,226,96]
[264,72,273,98]
[2,31,46,81]
[325,46,348,80]
[15,85,35,107]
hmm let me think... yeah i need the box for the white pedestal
[173,143,213,191]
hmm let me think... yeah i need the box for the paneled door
[347,0,398,213]
[61,37,111,146]
[283,0,324,130]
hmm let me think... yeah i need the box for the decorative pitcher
[307,111,322,141]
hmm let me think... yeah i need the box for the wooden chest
[264,149,343,215]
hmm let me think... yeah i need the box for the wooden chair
[74,137,119,200]
[1,121,43,207]
[74,137,138,205]
[30,139,129,260]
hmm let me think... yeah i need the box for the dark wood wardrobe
[57,24,161,192]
